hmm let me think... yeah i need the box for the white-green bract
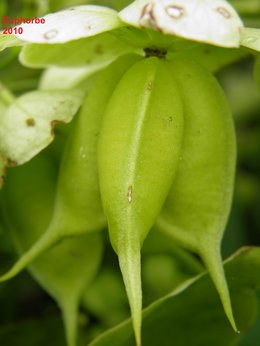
[7,0,260,52]
[0,90,83,165]
[16,5,123,43]
[119,0,244,47]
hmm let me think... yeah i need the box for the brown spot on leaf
[216,7,231,19]
[140,3,161,31]
[26,118,35,127]
[50,120,64,136]
[44,29,58,40]
[7,159,17,167]
[165,5,185,19]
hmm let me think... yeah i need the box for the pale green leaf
[39,64,107,90]
[0,34,24,52]
[20,32,140,67]
[241,28,260,52]
[119,0,244,47]
[0,89,83,165]
[168,44,248,72]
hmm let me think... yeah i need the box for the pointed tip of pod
[200,246,238,333]
[0,228,59,282]
[61,297,79,346]
[118,243,142,346]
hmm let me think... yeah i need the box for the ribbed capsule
[157,56,237,331]
[98,56,184,345]
[0,53,141,282]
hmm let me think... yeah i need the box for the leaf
[39,64,107,90]
[169,44,248,72]
[240,28,260,51]
[119,0,244,47]
[0,89,83,165]
[89,247,260,346]
[0,34,24,52]
[16,5,123,43]
[19,32,140,68]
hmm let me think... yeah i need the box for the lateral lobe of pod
[98,57,184,345]
[0,53,142,282]
[44,53,143,236]
[157,57,237,331]
[2,154,103,346]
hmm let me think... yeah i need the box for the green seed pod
[0,53,141,282]
[98,57,184,345]
[157,56,237,331]
[1,153,103,346]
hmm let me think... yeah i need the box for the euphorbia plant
[1,0,260,345]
